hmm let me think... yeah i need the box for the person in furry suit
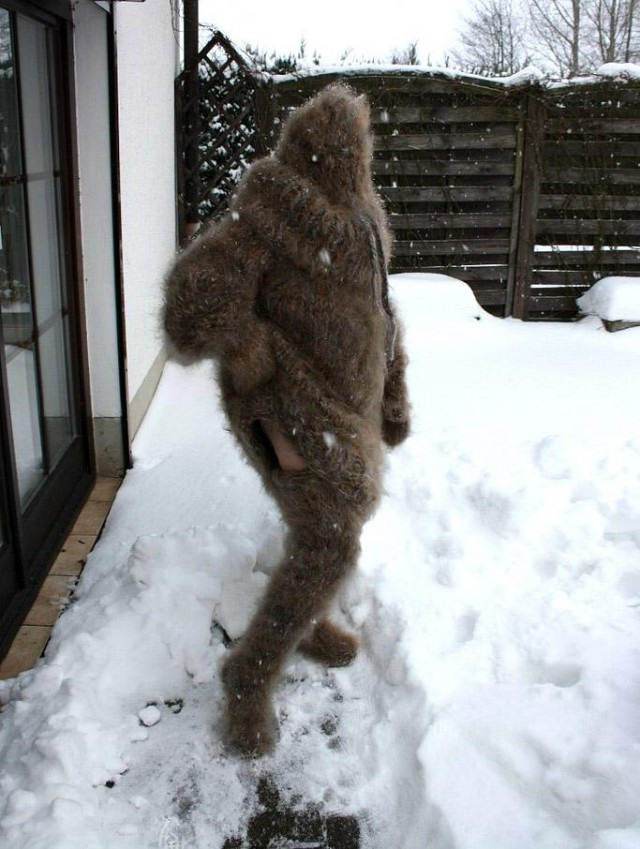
[163,83,410,756]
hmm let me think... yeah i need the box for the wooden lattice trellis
[175,31,270,242]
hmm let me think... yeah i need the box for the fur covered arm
[382,322,411,447]
[163,219,275,392]
[234,159,360,251]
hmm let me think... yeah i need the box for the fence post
[253,77,276,156]
[174,75,186,243]
[181,0,200,242]
[511,90,544,319]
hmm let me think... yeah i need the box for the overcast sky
[197,0,472,65]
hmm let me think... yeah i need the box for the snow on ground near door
[1,273,640,849]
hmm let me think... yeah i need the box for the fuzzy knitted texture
[164,84,410,486]
[163,84,411,755]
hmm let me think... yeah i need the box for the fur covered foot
[221,650,277,757]
[298,620,359,667]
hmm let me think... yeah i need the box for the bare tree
[585,0,640,63]
[453,0,527,75]
[391,41,420,65]
[527,0,584,75]
[527,0,639,74]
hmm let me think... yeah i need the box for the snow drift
[1,273,640,849]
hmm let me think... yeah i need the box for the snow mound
[596,62,640,80]
[501,64,546,85]
[389,271,489,322]
[1,274,640,848]
[577,276,640,322]
[129,526,267,644]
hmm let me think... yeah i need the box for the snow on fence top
[270,63,547,89]
[269,61,640,89]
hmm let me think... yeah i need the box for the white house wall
[114,0,179,438]
[73,0,123,474]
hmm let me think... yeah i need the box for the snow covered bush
[577,276,640,330]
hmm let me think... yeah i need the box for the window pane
[1,183,45,505]
[15,15,54,176]
[38,321,74,467]
[0,184,30,309]
[1,10,79,508]
[0,17,45,507]
[17,13,76,472]
[5,344,44,502]
[26,178,64,322]
[0,9,22,178]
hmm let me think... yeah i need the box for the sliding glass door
[0,1,92,658]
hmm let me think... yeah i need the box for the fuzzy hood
[231,86,386,275]
[274,83,374,204]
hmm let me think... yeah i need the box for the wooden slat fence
[176,42,640,320]
[268,71,640,320]
[525,84,640,318]
[270,73,524,316]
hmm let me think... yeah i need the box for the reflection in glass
[0,11,77,507]
[18,13,76,473]
[1,9,45,505]
[0,9,21,178]
[0,184,31,351]
[38,322,73,466]
[6,347,44,499]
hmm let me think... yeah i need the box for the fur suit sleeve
[163,216,275,395]
[367,197,412,449]
[382,319,411,447]
[237,156,412,452]
[233,159,363,261]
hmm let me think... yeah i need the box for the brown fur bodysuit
[163,84,411,756]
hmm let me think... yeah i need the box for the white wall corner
[73,0,125,473]
[114,0,179,433]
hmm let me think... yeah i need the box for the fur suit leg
[221,463,379,757]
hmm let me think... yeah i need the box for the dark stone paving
[223,776,360,849]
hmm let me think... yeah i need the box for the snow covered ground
[1,273,640,849]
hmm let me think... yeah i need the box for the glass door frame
[0,0,94,660]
